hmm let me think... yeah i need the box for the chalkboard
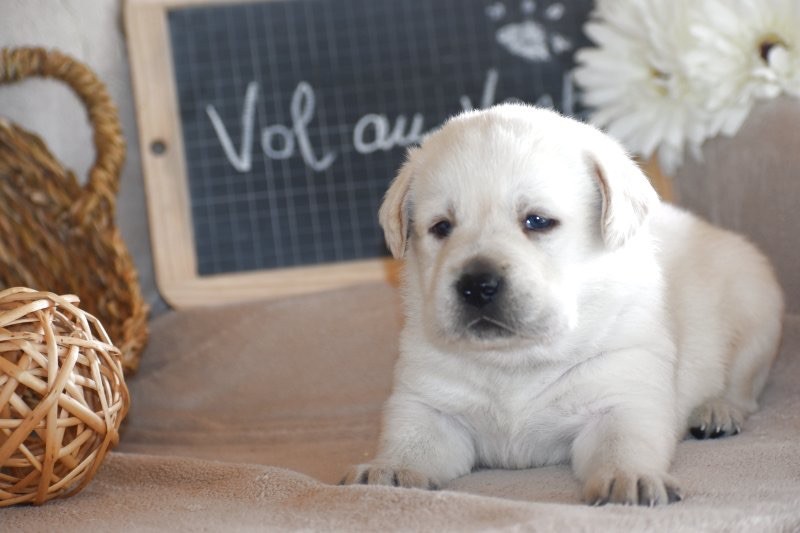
[125,0,592,307]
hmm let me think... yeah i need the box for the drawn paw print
[486,0,573,62]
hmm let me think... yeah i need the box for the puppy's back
[650,203,783,425]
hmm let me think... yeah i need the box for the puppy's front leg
[341,394,475,490]
[572,406,682,506]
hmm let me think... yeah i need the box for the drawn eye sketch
[486,0,573,62]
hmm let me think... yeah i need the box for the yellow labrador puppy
[342,104,783,505]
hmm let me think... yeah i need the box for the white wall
[0,0,164,314]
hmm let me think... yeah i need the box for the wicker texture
[0,47,148,373]
[0,287,129,506]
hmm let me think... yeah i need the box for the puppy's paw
[583,469,682,506]
[339,464,438,490]
[689,399,744,439]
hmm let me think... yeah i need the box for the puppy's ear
[379,149,416,259]
[586,140,659,249]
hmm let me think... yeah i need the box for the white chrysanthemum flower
[687,0,800,138]
[574,0,710,173]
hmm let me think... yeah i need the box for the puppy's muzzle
[456,271,503,308]
[453,258,519,340]
[455,257,505,309]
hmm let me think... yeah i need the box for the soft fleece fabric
[4,284,800,531]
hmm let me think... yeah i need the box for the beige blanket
[5,283,800,531]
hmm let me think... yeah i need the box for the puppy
[342,104,784,505]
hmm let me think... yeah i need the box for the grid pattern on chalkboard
[168,0,592,275]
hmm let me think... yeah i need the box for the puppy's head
[380,104,658,353]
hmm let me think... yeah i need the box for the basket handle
[0,47,125,224]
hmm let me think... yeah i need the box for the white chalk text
[206,69,576,173]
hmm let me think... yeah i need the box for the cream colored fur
[342,104,783,506]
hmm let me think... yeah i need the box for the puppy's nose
[456,272,502,308]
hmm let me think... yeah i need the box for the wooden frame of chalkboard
[125,0,599,308]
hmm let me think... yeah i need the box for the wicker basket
[0,287,129,506]
[0,47,148,374]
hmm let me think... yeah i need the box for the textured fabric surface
[119,283,402,482]
[5,284,799,531]
[3,451,798,532]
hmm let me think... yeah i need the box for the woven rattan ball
[0,287,129,506]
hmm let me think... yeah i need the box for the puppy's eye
[429,219,453,239]
[523,214,557,232]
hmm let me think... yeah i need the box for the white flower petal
[573,0,800,173]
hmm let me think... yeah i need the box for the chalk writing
[489,1,572,63]
[206,81,257,172]
[206,68,577,174]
